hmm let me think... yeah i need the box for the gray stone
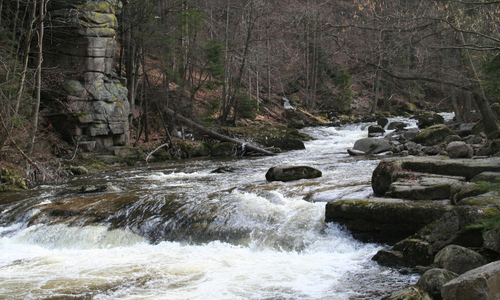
[372,249,404,267]
[483,228,500,254]
[368,125,386,137]
[458,123,474,136]
[441,261,500,300]
[444,135,461,143]
[353,138,394,154]
[416,113,445,129]
[386,174,465,200]
[387,121,408,130]
[378,117,389,128]
[416,268,459,300]
[471,171,500,183]
[383,286,432,300]
[44,0,130,152]
[325,198,452,244]
[113,146,144,158]
[347,149,367,156]
[403,128,420,141]
[266,166,322,182]
[374,157,500,185]
[434,245,486,274]
[446,141,473,159]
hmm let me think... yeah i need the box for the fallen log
[164,108,276,156]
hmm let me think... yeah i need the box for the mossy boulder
[413,124,453,146]
[383,286,432,300]
[228,125,310,151]
[434,245,487,275]
[325,198,453,244]
[416,268,459,300]
[211,142,236,157]
[415,112,445,129]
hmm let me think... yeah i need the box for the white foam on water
[0,223,387,300]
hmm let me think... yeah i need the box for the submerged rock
[78,185,122,193]
[265,166,322,182]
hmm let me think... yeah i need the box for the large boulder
[434,245,487,275]
[265,166,322,182]
[325,198,452,244]
[446,141,473,159]
[372,158,500,196]
[416,268,459,300]
[413,124,453,146]
[484,228,500,254]
[441,261,500,300]
[352,138,394,154]
[415,112,445,129]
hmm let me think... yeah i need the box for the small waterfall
[0,118,421,299]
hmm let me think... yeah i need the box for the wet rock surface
[266,166,322,182]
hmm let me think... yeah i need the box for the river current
[0,118,422,299]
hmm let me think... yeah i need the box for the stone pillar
[44,0,129,151]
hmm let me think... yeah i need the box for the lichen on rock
[44,0,129,152]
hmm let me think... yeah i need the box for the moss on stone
[0,166,28,192]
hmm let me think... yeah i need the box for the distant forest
[1,0,500,158]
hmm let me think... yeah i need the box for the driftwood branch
[163,107,276,156]
[145,143,169,163]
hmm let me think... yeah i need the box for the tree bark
[30,0,44,155]
[163,107,275,156]
[455,29,498,133]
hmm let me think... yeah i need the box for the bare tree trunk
[450,13,498,133]
[30,0,44,155]
[15,0,37,119]
[371,69,381,114]
[163,107,275,156]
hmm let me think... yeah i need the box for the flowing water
[0,119,422,300]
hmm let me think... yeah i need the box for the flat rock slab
[397,157,500,181]
[372,157,500,196]
[387,174,466,200]
[325,198,453,243]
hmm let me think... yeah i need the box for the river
[0,118,422,299]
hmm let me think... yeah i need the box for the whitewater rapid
[0,118,422,299]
